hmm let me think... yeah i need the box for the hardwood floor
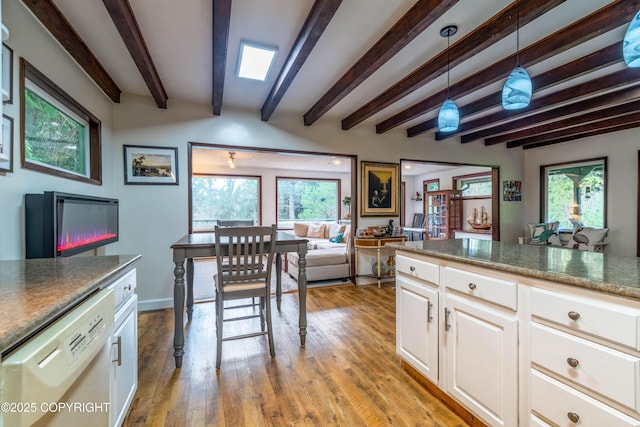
[124,284,469,426]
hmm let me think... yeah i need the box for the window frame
[452,172,492,199]
[424,178,440,192]
[275,176,341,227]
[20,58,102,184]
[190,173,262,233]
[540,157,607,231]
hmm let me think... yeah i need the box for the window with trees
[21,59,102,184]
[191,174,261,232]
[542,158,606,231]
[424,179,439,192]
[276,177,339,226]
[453,173,492,198]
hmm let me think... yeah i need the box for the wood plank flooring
[124,283,469,426]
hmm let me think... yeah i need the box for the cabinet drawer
[110,268,137,311]
[531,370,640,427]
[396,255,439,284]
[531,287,640,350]
[442,266,517,310]
[531,322,640,412]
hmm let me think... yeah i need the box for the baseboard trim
[138,298,173,312]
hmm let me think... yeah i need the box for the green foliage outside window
[277,178,338,222]
[459,176,491,197]
[24,87,87,175]
[192,176,259,231]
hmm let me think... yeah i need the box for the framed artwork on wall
[123,145,179,185]
[361,161,399,217]
[0,114,13,172]
[2,43,12,104]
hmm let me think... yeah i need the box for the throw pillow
[326,223,346,239]
[329,233,344,243]
[572,226,608,245]
[293,223,309,237]
[307,223,326,238]
[528,221,560,244]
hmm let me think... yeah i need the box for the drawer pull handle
[124,284,132,291]
[427,301,433,323]
[566,357,579,368]
[568,311,580,321]
[444,308,451,331]
[567,412,580,423]
[468,283,477,290]
[409,266,416,272]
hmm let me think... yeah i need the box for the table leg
[297,252,307,346]
[275,253,283,310]
[377,246,381,288]
[173,260,186,368]
[186,258,194,321]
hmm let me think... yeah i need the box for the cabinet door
[396,275,439,384]
[444,293,518,427]
[111,295,138,427]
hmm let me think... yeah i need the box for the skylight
[237,42,278,81]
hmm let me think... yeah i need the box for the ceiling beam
[302,0,459,126]
[522,120,640,150]
[407,42,622,138]
[379,0,634,134]
[507,113,640,148]
[261,0,343,121]
[103,0,167,109]
[340,0,566,130]
[460,85,640,144]
[212,0,232,116]
[20,0,121,103]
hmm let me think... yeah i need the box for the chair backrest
[214,224,277,285]
[218,220,254,227]
[412,213,425,228]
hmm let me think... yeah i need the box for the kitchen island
[387,239,640,427]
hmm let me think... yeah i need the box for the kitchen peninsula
[388,239,640,427]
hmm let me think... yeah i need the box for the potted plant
[342,196,352,219]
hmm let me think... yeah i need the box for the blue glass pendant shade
[502,65,532,110]
[624,11,640,67]
[438,98,459,132]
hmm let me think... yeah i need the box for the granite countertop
[0,254,141,356]
[387,239,640,300]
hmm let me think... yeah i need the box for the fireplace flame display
[58,230,118,252]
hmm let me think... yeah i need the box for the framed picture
[503,180,522,201]
[123,145,178,185]
[0,114,13,172]
[361,161,399,216]
[2,43,12,104]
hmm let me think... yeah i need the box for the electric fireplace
[25,192,119,259]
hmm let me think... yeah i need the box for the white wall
[523,129,639,256]
[0,0,117,261]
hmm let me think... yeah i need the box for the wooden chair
[214,224,277,369]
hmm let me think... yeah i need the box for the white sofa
[285,222,351,282]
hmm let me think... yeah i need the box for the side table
[354,235,407,287]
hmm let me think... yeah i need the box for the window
[454,173,492,197]
[424,179,439,192]
[276,178,339,226]
[542,158,606,230]
[191,174,261,232]
[20,59,102,184]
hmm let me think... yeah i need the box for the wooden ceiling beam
[20,0,121,103]
[212,0,232,116]
[408,42,622,138]
[460,84,640,144]
[261,0,343,121]
[380,0,634,135]
[522,120,640,150]
[340,0,566,130]
[103,0,167,109]
[302,0,459,126]
[507,113,640,148]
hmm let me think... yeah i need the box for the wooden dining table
[170,231,309,368]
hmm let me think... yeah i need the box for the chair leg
[259,296,266,331]
[215,287,223,369]
[265,290,275,357]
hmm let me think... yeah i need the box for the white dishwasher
[1,288,114,427]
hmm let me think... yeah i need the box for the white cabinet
[443,275,518,427]
[396,266,439,384]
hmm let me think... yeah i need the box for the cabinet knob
[566,357,579,368]
[568,311,580,321]
[409,266,415,272]
[567,412,580,423]
[468,283,477,290]
[124,284,132,291]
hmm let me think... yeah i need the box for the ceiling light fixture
[228,152,236,168]
[237,41,278,81]
[438,25,459,133]
[502,0,532,110]
[623,10,640,67]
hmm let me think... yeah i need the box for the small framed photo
[2,43,12,104]
[0,114,13,172]
[361,161,399,217]
[123,145,178,185]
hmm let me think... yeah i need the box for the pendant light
[438,25,459,132]
[502,0,532,110]
[623,10,640,67]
